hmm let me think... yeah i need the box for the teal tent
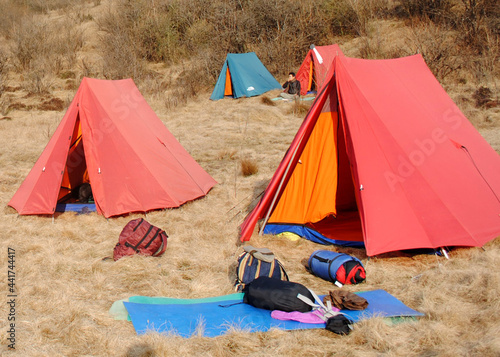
[210,52,281,100]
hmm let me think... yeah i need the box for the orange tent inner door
[268,108,363,242]
[57,115,90,202]
[224,67,233,96]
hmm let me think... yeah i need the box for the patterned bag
[113,218,167,261]
[234,248,288,291]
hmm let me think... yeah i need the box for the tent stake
[441,247,449,259]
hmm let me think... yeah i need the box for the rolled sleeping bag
[308,250,365,286]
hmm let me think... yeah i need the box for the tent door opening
[265,89,364,245]
[57,113,92,204]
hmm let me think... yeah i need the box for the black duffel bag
[243,276,314,312]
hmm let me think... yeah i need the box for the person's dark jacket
[282,79,301,95]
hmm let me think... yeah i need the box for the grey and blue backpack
[235,249,288,291]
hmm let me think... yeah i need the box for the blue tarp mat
[110,293,244,321]
[271,96,316,101]
[55,203,96,214]
[124,289,423,338]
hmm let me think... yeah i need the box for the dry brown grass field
[0,1,499,356]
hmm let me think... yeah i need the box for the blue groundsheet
[123,289,423,338]
[55,203,96,214]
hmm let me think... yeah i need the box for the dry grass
[1,78,499,357]
[0,0,499,356]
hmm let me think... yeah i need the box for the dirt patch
[8,102,29,111]
[37,97,65,111]
[4,85,21,92]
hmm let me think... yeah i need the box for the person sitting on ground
[280,72,301,100]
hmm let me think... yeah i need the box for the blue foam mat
[56,203,96,214]
[124,289,423,338]
[109,293,245,321]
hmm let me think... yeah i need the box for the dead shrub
[0,2,25,37]
[78,58,100,79]
[125,343,155,357]
[8,102,28,111]
[22,70,55,95]
[59,71,75,80]
[323,0,363,36]
[101,31,145,80]
[135,14,185,64]
[137,74,168,99]
[163,63,211,108]
[260,96,276,106]
[10,16,84,76]
[0,96,11,116]
[240,158,259,177]
[0,51,8,98]
[4,86,21,92]
[357,21,410,59]
[394,0,453,23]
[323,0,392,37]
[37,97,65,111]
[472,86,493,108]
[64,79,77,91]
[289,101,312,117]
[97,9,146,80]
[406,21,461,81]
[22,0,96,14]
[164,88,190,110]
[185,19,215,54]
[10,19,45,71]
[101,0,334,87]
[216,149,238,161]
[453,0,499,55]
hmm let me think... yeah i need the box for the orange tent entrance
[57,114,90,203]
[256,82,363,247]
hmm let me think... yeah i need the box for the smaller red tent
[9,78,216,218]
[295,44,343,96]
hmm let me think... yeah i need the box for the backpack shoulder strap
[275,259,289,281]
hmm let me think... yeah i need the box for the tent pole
[259,136,304,235]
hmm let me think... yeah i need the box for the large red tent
[240,54,500,256]
[9,78,216,218]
